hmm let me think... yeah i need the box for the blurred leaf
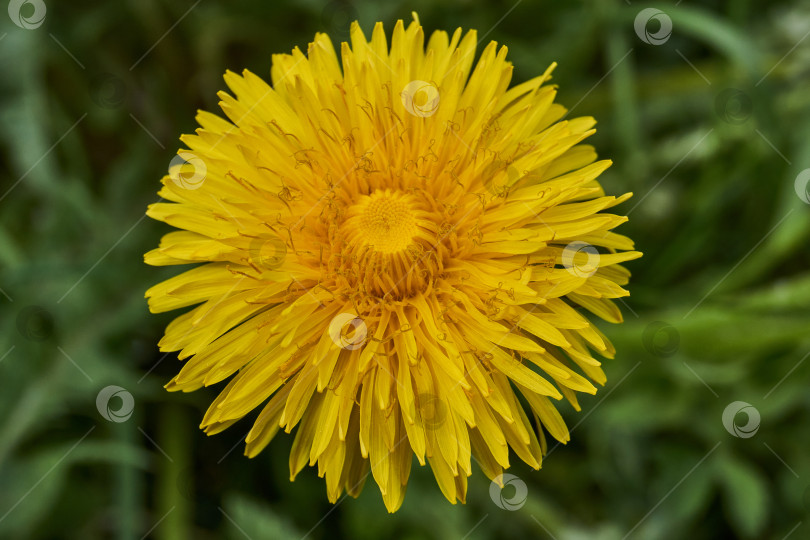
[0,451,70,537]
[619,4,761,75]
[223,493,302,540]
[715,456,769,538]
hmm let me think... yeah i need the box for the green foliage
[1,0,809,539]
[223,494,302,539]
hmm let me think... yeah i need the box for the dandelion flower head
[145,14,641,512]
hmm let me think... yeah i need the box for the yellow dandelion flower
[145,14,642,512]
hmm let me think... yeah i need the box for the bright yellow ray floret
[144,13,641,512]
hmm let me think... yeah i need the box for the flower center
[331,188,444,303]
[356,190,417,253]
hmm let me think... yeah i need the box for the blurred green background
[1,0,809,538]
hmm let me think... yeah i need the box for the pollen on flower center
[336,188,443,301]
[357,190,417,253]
